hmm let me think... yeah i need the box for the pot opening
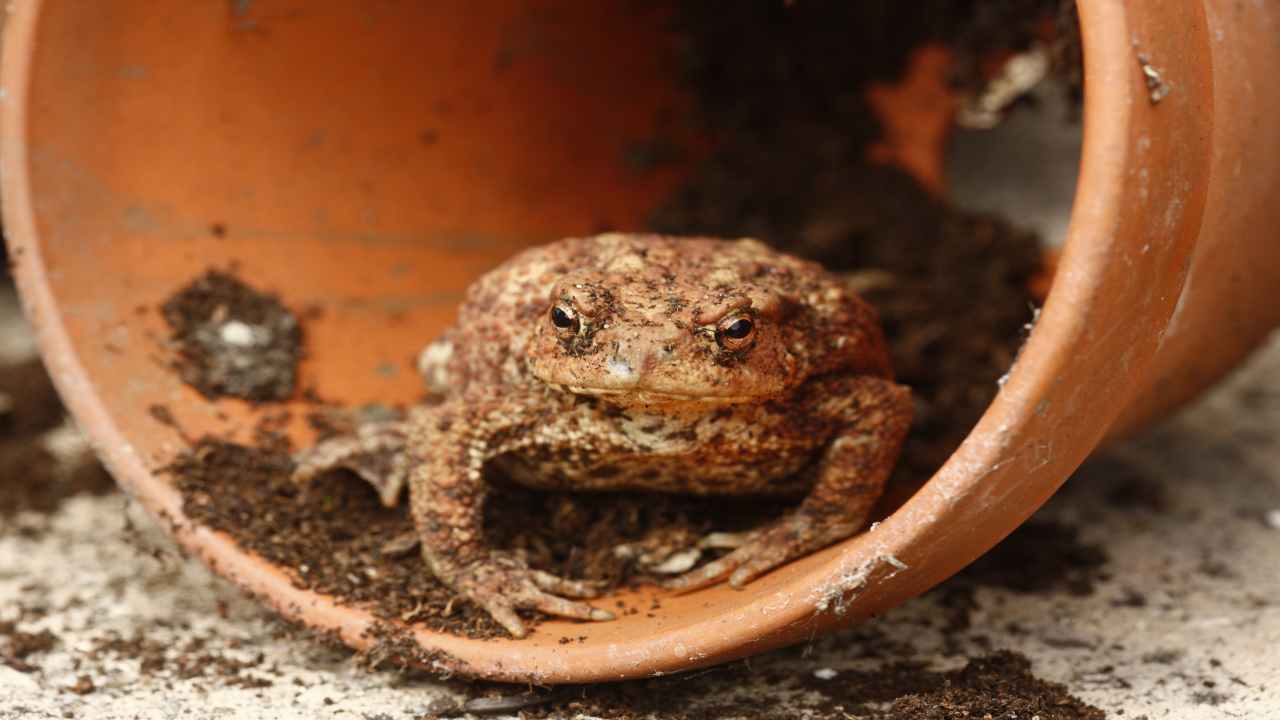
[7,0,1089,665]
[145,2,1084,640]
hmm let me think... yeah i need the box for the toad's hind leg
[292,419,413,507]
[667,376,912,592]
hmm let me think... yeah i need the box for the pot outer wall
[2,0,1278,683]
[1104,1,1280,438]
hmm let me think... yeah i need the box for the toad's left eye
[550,303,581,335]
[716,314,756,350]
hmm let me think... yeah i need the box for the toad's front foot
[664,510,860,593]
[292,421,410,507]
[437,552,614,638]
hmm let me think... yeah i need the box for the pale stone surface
[1,295,1278,717]
[0,13,1272,709]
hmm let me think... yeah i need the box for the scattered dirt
[89,629,274,689]
[448,651,1104,720]
[651,0,1058,494]
[164,1,1073,640]
[796,660,947,710]
[173,433,785,638]
[0,356,114,677]
[354,622,473,677]
[795,196,1044,491]
[0,621,58,673]
[932,520,1108,633]
[0,447,117,523]
[885,651,1105,720]
[0,358,116,521]
[0,353,278,687]
[485,484,777,591]
[0,6,1252,715]
[956,521,1108,596]
[67,674,96,695]
[160,269,302,402]
[172,438,504,638]
[0,357,67,437]
[658,0,1076,147]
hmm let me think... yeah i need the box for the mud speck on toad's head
[524,234,888,406]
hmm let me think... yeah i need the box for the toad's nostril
[607,356,635,382]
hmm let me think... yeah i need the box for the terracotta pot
[3,0,1278,683]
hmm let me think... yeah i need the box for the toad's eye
[550,304,580,334]
[716,314,755,350]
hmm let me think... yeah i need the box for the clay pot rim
[0,0,1206,683]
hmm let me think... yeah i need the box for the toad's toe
[665,514,858,593]
[531,570,607,599]
[477,596,529,639]
[528,593,615,623]
[447,554,615,638]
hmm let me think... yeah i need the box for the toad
[294,233,911,637]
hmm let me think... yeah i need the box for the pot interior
[5,0,1108,681]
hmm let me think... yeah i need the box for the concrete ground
[1,22,1276,715]
[1,280,1278,717]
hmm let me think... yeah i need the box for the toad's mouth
[548,383,765,405]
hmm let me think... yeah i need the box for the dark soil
[0,5,1110,717]
[886,651,1104,720]
[485,484,777,589]
[651,0,1059,492]
[172,437,782,639]
[0,354,270,688]
[165,1,1075,640]
[956,520,1108,596]
[0,621,58,673]
[67,675,96,695]
[659,0,1076,142]
[441,651,1103,720]
[0,358,67,437]
[89,629,274,689]
[657,162,1044,491]
[0,355,118,677]
[931,520,1108,634]
[0,358,116,521]
[161,269,302,402]
[172,438,503,638]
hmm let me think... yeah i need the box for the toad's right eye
[550,304,580,335]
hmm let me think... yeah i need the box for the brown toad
[294,233,911,637]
